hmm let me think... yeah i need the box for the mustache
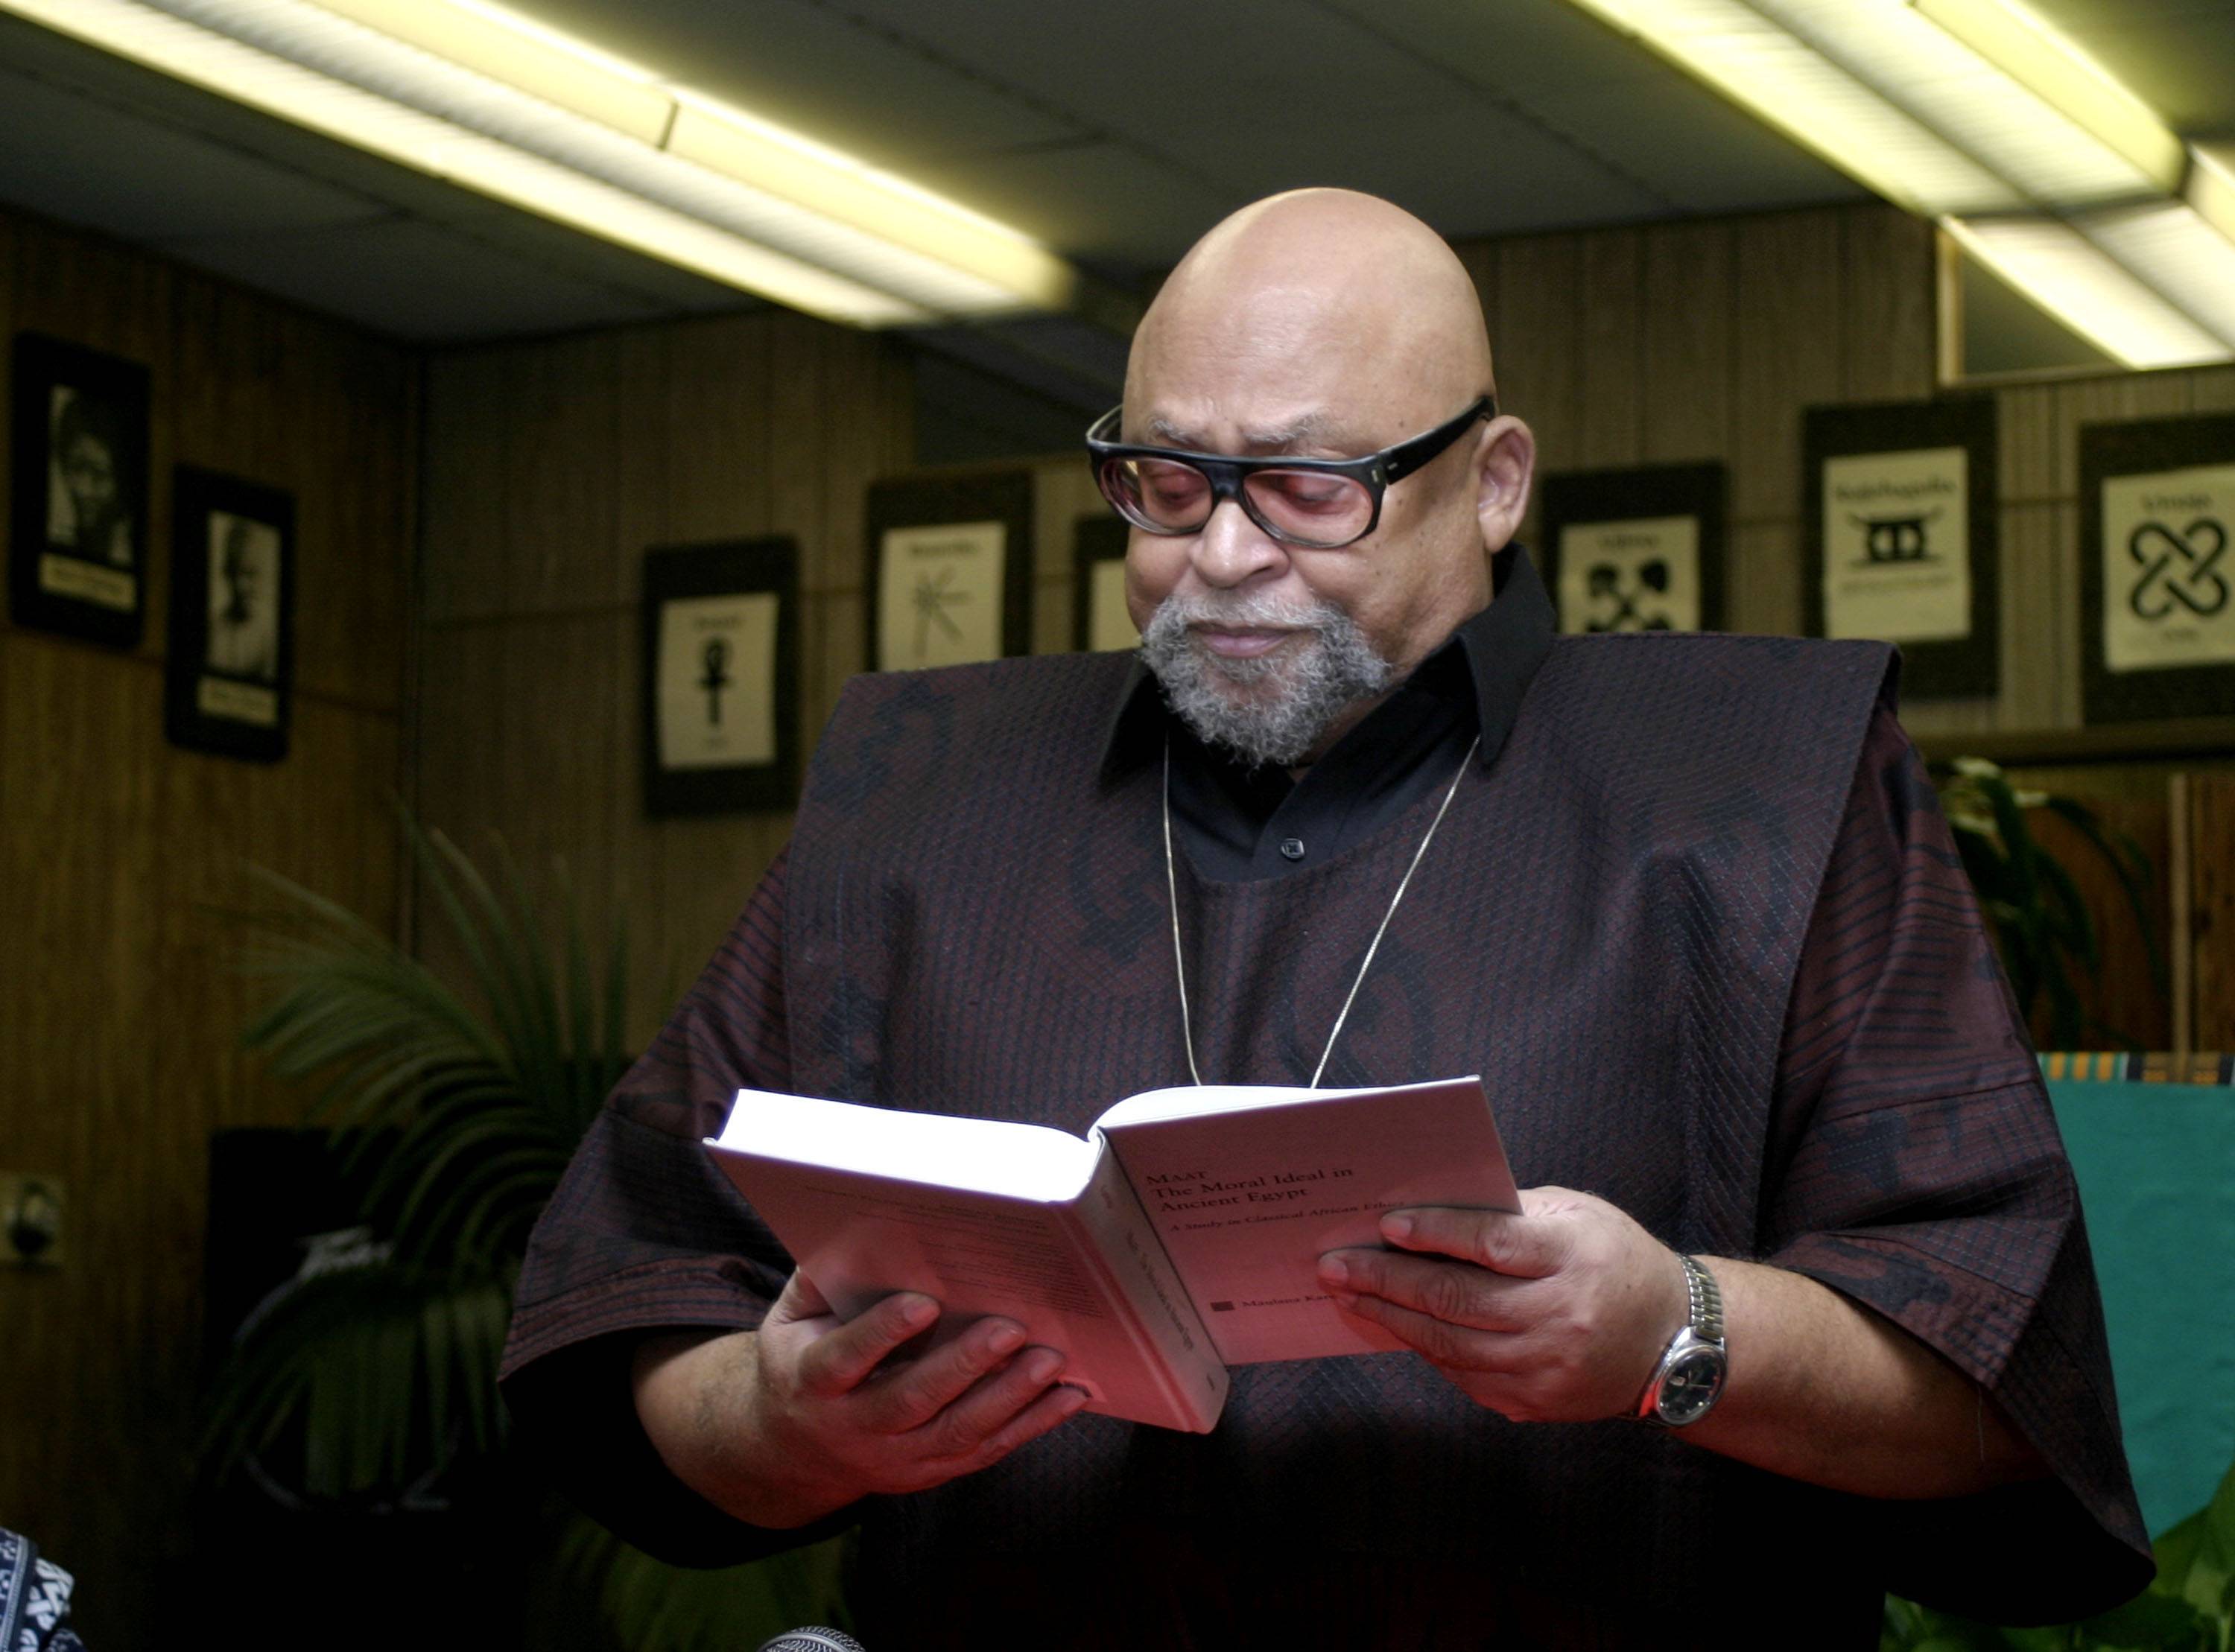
[1145,590,1346,633]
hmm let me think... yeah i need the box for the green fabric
[2047,1078,2235,1537]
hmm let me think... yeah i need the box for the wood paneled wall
[413,313,912,1039]
[1448,203,2235,743]
[0,209,416,1646]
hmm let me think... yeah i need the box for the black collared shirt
[1100,545,1556,881]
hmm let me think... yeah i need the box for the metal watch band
[1680,1253,1724,1342]
[1635,1253,1729,1426]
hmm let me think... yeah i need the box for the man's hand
[633,1271,1090,1529]
[1317,1188,2049,1497]
[1316,1186,1684,1423]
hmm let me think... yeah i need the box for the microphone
[754,1632,864,1652]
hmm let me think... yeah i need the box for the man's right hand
[632,1270,1088,1529]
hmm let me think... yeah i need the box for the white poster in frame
[1819,446,1971,644]
[1556,516,1701,633]
[641,537,799,816]
[2099,462,2235,675]
[657,591,780,769]
[875,519,1007,670]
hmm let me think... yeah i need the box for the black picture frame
[2079,412,2235,725]
[1072,514,1133,652]
[9,332,151,648]
[165,467,295,763]
[642,538,799,817]
[1803,398,1999,699]
[1538,462,1726,634]
[865,471,1032,671]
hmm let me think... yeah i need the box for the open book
[704,1076,1518,1433]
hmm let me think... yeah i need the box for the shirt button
[1279,836,1307,861]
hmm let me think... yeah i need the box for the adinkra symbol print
[2095,451,2235,684]
[699,635,733,725]
[1582,559,1678,631]
[1851,506,1943,565]
[2128,516,2228,621]
[911,564,969,653]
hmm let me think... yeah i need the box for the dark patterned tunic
[502,563,2148,1650]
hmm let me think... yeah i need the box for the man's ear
[1474,416,1536,553]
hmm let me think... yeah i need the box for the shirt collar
[1100,544,1556,779]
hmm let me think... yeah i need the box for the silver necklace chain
[1162,733,1482,1089]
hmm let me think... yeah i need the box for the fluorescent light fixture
[312,0,673,142]
[2187,143,2235,248]
[308,0,1077,311]
[1909,0,2184,193]
[1943,216,2228,369]
[1570,0,2181,213]
[1756,0,2174,206]
[1559,0,2019,215]
[1562,0,2235,369]
[2074,200,2235,353]
[0,0,1082,325]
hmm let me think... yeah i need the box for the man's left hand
[1317,1187,1688,1423]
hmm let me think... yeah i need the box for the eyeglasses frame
[1084,393,1497,550]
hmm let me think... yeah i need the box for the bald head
[1126,188,1494,448]
[1114,190,1534,765]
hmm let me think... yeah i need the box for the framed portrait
[866,471,1032,672]
[9,332,151,648]
[1803,398,1998,699]
[1073,514,1138,652]
[2080,413,2235,725]
[642,538,799,816]
[165,468,294,763]
[1538,463,1725,635]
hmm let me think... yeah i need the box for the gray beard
[1139,590,1398,768]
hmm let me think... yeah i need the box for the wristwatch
[1636,1254,1728,1428]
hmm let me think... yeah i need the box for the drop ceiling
[0,0,2228,376]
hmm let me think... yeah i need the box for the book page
[1096,1076,1518,1366]
[713,1087,1097,1201]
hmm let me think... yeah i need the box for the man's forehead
[1132,401,1376,457]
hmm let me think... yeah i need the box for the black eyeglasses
[1085,394,1494,550]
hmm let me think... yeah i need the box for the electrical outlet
[1,1175,65,1269]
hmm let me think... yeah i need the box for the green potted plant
[1934,757,2163,1051]
[199,821,846,1649]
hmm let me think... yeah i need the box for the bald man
[504,192,2147,1647]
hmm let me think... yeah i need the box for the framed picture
[9,332,150,647]
[2080,413,2235,725]
[642,538,799,816]
[1803,398,1998,699]
[1538,463,1725,635]
[1073,514,1138,652]
[866,471,1031,672]
[165,468,294,763]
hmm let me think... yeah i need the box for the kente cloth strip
[0,1533,84,1652]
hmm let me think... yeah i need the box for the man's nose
[1190,496,1287,588]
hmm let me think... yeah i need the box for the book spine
[1059,1157,1227,1432]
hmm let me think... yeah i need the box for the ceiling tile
[167,215,679,341]
[906,141,1232,267]
[1309,0,1702,96]
[2029,11,2235,134]
[507,0,1082,168]
[1204,101,1669,235]
[1538,80,1865,216]
[401,199,752,314]
[0,63,376,243]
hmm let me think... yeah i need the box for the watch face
[1656,1346,1726,1426]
